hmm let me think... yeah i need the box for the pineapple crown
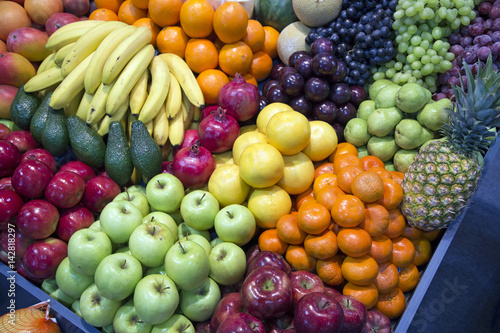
[442,55,500,156]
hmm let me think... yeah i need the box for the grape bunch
[436,0,500,100]
[305,0,399,86]
[372,0,481,92]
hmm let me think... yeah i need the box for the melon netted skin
[254,0,299,32]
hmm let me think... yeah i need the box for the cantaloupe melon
[277,21,311,66]
[292,0,342,28]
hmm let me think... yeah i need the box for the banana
[106,44,155,116]
[75,91,94,120]
[127,113,139,143]
[49,51,95,110]
[86,80,115,126]
[157,53,205,107]
[182,91,196,129]
[138,56,170,124]
[46,21,105,52]
[54,42,76,67]
[144,118,154,136]
[152,102,169,147]
[101,26,152,85]
[168,105,184,147]
[64,89,85,116]
[129,68,149,116]
[37,52,57,74]
[61,21,127,77]
[165,72,182,119]
[24,66,64,93]
[98,95,130,136]
[48,20,104,39]
[84,25,137,94]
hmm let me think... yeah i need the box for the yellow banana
[46,21,105,52]
[157,53,204,107]
[165,72,182,119]
[37,52,57,74]
[61,21,127,77]
[101,26,152,85]
[48,20,104,39]
[75,91,94,120]
[24,66,64,93]
[129,68,149,116]
[64,89,84,117]
[49,51,95,110]
[98,95,130,136]
[84,25,137,94]
[54,42,76,67]
[106,44,155,116]
[127,113,139,143]
[144,118,154,136]
[138,56,170,124]
[168,105,184,147]
[152,103,169,147]
[86,80,115,126]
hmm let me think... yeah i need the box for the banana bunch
[23,20,205,149]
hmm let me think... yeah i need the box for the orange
[422,229,443,241]
[233,72,258,87]
[184,38,218,74]
[411,237,432,267]
[313,172,338,194]
[336,165,363,194]
[401,224,424,240]
[132,17,160,46]
[304,229,338,260]
[373,261,399,294]
[337,227,372,258]
[315,185,345,211]
[331,195,365,228]
[398,263,419,292]
[212,1,248,44]
[314,162,334,179]
[297,201,331,235]
[376,288,406,319]
[179,0,214,38]
[248,50,273,82]
[148,0,182,27]
[261,25,279,59]
[117,0,146,24]
[376,178,404,210]
[95,0,124,13]
[343,282,379,309]
[258,228,288,255]
[358,203,390,237]
[294,188,315,210]
[368,235,393,263]
[384,208,406,239]
[361,155,385,170]
[89,8,119,21]
[341,255,379,286]
[390,170,405,185]
[328,142,358,163]
[241,19,265,52]
[369,166,393,180]
[131,0,149,9]
[218,41,253,76]
[276,213,307,245]
[285,244,317,272]
[389,236,416,268]
[196,69,229,104]
[156,26,189,58]
[351,171,385,203]
[333,153,363,175]
[316,254,344,286]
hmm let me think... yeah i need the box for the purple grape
[327,60,347,83]
[289,95,313,118]
[491,31,500,42]
[266,85,290,104]
[474,34,492,46]
[490,5,500,19]
[280,72,305,97]
[304,77,330,102]
[448,66,461,77]
[479,2,493,16]
[311,52,338,76]
[335,103,357,126]
[262,80,281,99]
[312,101,338,123]
[349,85,368,107]
[329,83,351,105]
[492,18,500,31]
[270,63,285,81]
[461,36,473,47]
[294,56,313,79]
[445,89,455,99]
[473,17,485,25]
[484,19,493,32]
[434,93,447,101]
[492,41,500,58]
[449,33,462,45]
[463,50,478,64]
[448,76,460,87]
[438,72,451,86]
[469,23,485,37]
[278,66,297,82]
[310,38,336,56]
[450,44,465,57]
[459,26,470,37]
[478,46,492,61]
[331,122,345,142]
[288,51,312,68]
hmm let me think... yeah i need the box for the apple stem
[226,210,233,219]
[197,192,206,205]
[121,260,127,269]
[125,188,130,201]
[178,241,186,254]
[157,179,163,189]
[185,231,190,240]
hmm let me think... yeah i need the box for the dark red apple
[0,123,11,139]
[22,237,68,280]
[216,312,266,333]
[45,12,80,36]
[0,227,33,259]
[20,148,57,173]
[4,130,37,153]
[173,129,199,157]
[210,292,244,333]
[16,258,44,285]
[246,251,291,276]
[219,279,244,298]
[241,266,293,321]
[62,0,90,17]
[336,294,367,333]
[245,244,260,269]
[265,313,295,332]
[56,205,94,242]
[0,177,13,190]
[81,175,120,212]
[58,160,96,182]
[17,199,59,240]
[45,171,86,209]
[195,321,211,333]
[0,189,24,230]
[294,292,344,333]
[0,140,21,178]
[362,309,391,333]
[11,160,54,199]
[324,287,342,299]
[290,270,326,307]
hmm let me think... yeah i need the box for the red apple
[22,236,67,280]
[324,286,342,299]
[6,27,51,62]
[246,251,291,277]
[294,292,344,333]
[58,160,96,182]
[17,199,59,239]
[62,0,90,17]
[44,12,80,36]
[0,177,13,190]
[245,244,260,269]
[16,258,44,285]
[216,312,266,333]
[0,122,12,139]
[336,294,367,333]
[289,270,326,307]
[4,130,37,153]
[81,175,120,212]
[265,313,295,332]
[195,321,211,333]
[20,148,57,173]
[0,188,24,230]
[0,226,33,259]
[210,292,244,333]
[362,309,391,333]
[11,160,54,199]
[56,205,94,242]
[45,171,86,208]
[0,140,21,178]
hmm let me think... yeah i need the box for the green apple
[179,277,221,322]
[210,237,223,248]
[79,283,122,327]
[214,204,256,246]
[209,242,246,286]
[127,185,147,196]
[72,299,82,318]
[180,234,211,256]
[165,240,210,291]
[41,278,75,307]
[145,264,166,276]
[114,190,151,217]
[94,253,143,301]
[102,324,115,333]
[100,200,143,244]
[113,299,153,333]
[55,257,94,299]
[133,274,179,326]
[89,220,101,231]
[115,245,132,255]
[177,222,211,242]
[68,228,112,276]
[129,221,175,267]
[151,314,194,333]
[180,190,220,231]
[168,209,183,225]
[146,173,185,213]
[143,211,179,241]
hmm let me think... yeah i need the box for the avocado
[130,120,163,179]
[10,84,41,131]
[41,107,69,157]
[105,121,134,186]
[66,115,106,168]
[30,91,53,143]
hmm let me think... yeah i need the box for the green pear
[367,107,403,137]
[344,118,371,146]
[369,79,398,100]
[417,98,453,131]
[393,149,418,173]
[357,100,376,120]
[419,126,435,144]
[367,135,400,162]
[395,83,432,113]
[384,161,396,172]
[375,84,401,108]
[395,119,425,150]
[357,145,368,159]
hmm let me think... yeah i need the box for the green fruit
[105,121,134,186]
[395,83,431,113]
[130,120,163,180]
[395,119,425,150]
[357,100,376,120]
[367,135,399,162]
[254,0,299,32]
[366,107,403,137]
[417,98,453,131]
[42,107,69,157]
[344,118,371,147]
[368,79,397,100]
[357,145,368,159]
[9,84,40,131]
[374,84,401,108]
[67,115,106,168]
[30,91,53,143]
[393,149,418,173]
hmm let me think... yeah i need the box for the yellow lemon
[232,131,268,165]
[239,142,284,188]
[247,184,292,229]
[213,150,234,168]
[302,120,338,161]
[276,152,315,195]
[256,102,293,134]
[266,110,311,155]
[208,163,251,206]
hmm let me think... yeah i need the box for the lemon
[302,120,338,161]
[276,152,315,195]
[266,110,311,155]
[256,102,294,134]
[213,150,234,168]
[208,164,251,206]
[247,184,292,229]
[239,142,284,188]
[232,131,268,165]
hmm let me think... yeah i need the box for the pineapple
[400,55,500,231]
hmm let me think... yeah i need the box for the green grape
[401,72,411,83]
[432,40,444,52]
[407,53,418,63]
[445,52,454,62]
[396,54,406,63]
[414,46,426,58]
[393,73,402,85]
[430,55,441,64]
[437,7,447,18]
[441,0,451,8]
[437,48,447,57]
[411,61,422,70]
[404,17,417,26]
[460,16,471,26]
[427,49,437,57]
[371,66,379,74]
[422,63,435,76]
[421,8,436,20]
[468,10,476,20]
[446,9,458,22]
[393,20,403,30]
[443,27,452,37]
[402,32,412,41]
[420,23,430,32]
[394,9,405,20]
[427,0,438,7]
[406,7,417,17]
[411,36,422,46]
[394,62,403,71]
[425,76,436,87]
[386,68,396,78]
[403,64,412,72]
[441,60,453,71]
[373,72,385,81]
[414,1,424,12]
[421,31,433,42]
[451,18,461,30]
[454,0,465,8]
[432,27,443,39]
[399,25,408,33]
[408,76,418,83]
[428,19,438,29]
[396,35,403,43]
[407,45,415,54]
[412,70,423,79]
[420,39,430,50]
[398,42,409,53]
[421,55,431,65]
[416,79,424,86]
[458,6,471,16]
[402,0,413,10]
[407,25,418,34]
